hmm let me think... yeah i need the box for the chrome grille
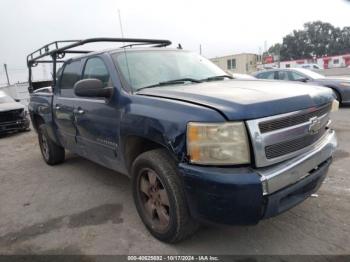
[265,127,327,159]
[0,109,23,123]
[259,104,331,133]
[246,103,332,167]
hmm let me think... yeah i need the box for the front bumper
[0,118,30,134]
[178,130,337,225]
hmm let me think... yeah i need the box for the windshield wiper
[137,78,202,91]
[201,75,233,82]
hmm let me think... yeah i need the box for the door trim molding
[57,97,105,104]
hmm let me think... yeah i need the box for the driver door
[74,56,121,170]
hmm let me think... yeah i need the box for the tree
[264,43,281,56]
[303,21,342,57]
[339,27,350,53]
[267,21,350,61]
[280,29,312,60]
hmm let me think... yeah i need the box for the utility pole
[199,44,202,55]
[277,45,281,68]
[3,64,10,86]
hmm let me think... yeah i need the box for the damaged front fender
[119,94,226,165]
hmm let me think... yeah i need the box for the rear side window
[60,60,81,91]
[288,71,307,81]
[83,57,111,87]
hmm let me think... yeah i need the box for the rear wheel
[131,149,199,243]
[38,124,65,165]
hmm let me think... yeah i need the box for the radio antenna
[118,9,125,38]
[118,9,132,87]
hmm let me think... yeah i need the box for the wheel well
[32,114,45,132]
[124,136,167,173]
[326,86,342,103]
[333,89,342,103]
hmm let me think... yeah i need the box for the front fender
[119,95,226,162]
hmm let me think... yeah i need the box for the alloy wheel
[137,168,171,232]
[40,133,50,161]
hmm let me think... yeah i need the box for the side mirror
[297,77,309,83]
[74,79,113,98]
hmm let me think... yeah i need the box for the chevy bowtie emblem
[309,117,322,135]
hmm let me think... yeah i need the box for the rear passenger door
[53,60,81,149]
[276,70,289,81]
[256,71,277,80]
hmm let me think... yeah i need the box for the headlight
[20,110,28,117]
[340,82,350,87]
[187,122,250,165]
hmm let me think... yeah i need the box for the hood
[137,80,334,120]
[0,102,24,113]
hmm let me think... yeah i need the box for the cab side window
[60,60,81,97]
[83,57,111,87]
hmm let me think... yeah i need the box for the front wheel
[131,149,199,243]
[38,124,65,165]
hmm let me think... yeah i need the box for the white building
[211,53,262,74]
[261,53,350,70]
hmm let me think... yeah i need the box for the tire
[38,124,65,165]
[131,149,199,243]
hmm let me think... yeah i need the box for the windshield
[0,92,15,103]
[112,50,227,91]
[294,68,325,79]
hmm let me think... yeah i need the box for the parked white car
[298,63,323,70]
[0,90,30,134]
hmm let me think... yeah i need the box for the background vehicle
[28,38,337,243]
[0,82,30,108]
[298,63,323,70]
[253,68,350,105]
[0,90,30,134]
[231,73,256,80]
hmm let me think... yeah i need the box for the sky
[0,0,349,84]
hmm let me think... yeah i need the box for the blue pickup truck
[28,38,338,243]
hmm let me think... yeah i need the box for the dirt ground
[0,109,349,255]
